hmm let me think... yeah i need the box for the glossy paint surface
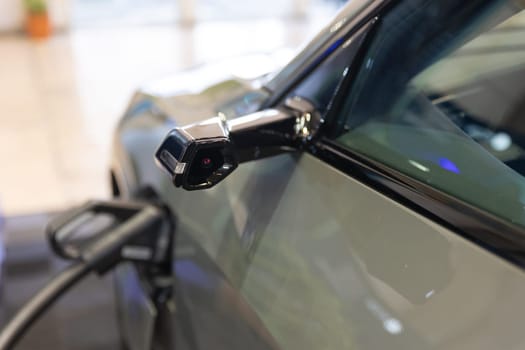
[115,92,525,349]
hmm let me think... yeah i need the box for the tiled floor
[0,16,332,216]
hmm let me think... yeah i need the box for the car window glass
[335,0,525,227]
[286,25,369,114]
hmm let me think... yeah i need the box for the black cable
[0,199,171,350]
[0,262,91,350]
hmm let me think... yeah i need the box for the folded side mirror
[155,97,319,190]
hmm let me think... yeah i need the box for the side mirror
[155,97,320,190]
[155,116,238,190]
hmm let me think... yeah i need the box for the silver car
[110,0,525,349]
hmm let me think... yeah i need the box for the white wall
[49,0,72,30]
[0,0,24,32]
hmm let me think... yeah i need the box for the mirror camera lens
[200,157,213,169]
[187,148,225,186]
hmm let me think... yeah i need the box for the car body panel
[115,110,525,348]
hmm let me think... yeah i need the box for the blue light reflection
[438,158,460,174]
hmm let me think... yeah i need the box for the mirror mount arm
[227,96,321,163]
[226,107,300,163]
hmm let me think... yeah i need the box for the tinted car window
[335,0,525,227]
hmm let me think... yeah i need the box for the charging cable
[0,199,173,350]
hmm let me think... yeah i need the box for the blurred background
[0,0,343,215]
[0,0,343,348]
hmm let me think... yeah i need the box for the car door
[124,0,525,349]
[157,22,379,350]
